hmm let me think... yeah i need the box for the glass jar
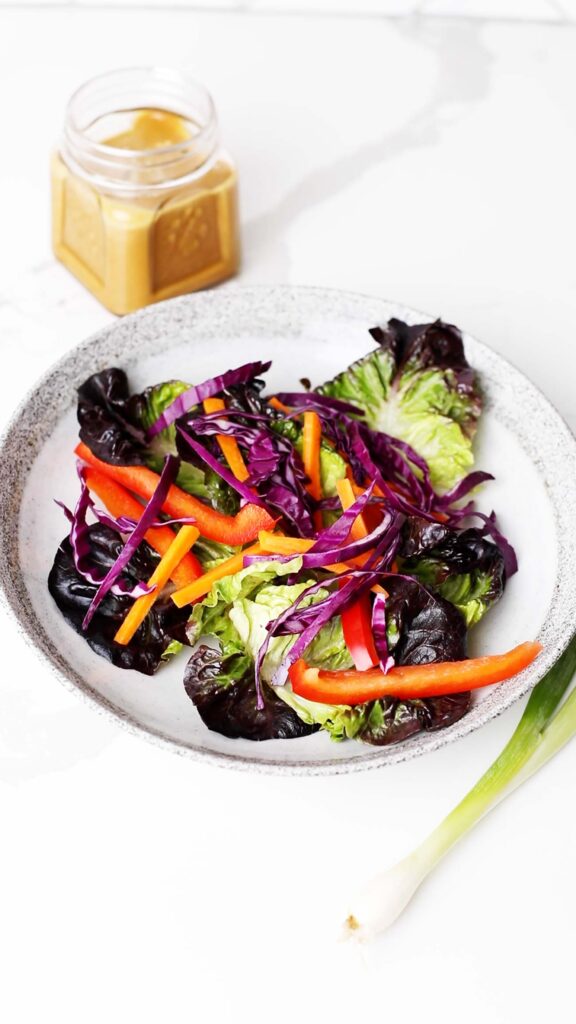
[51,68,240,315]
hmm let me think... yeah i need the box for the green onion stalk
[344,636,576,941]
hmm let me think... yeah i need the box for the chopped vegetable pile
[48,318,541,746]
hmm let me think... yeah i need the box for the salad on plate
[48,317,542,746]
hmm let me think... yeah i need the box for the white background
[1,4,576,1023]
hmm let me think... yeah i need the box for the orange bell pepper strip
[289,642,543,705]
[171,543,262,607]
[75,443,275,545]
[202,397,250,482]
[114,525,200,645]
[84,468,202,587]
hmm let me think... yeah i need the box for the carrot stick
[257,531,387,596]
[302,411,322,501]
[114,525,200,646]
[171,543,262,608]
[258,532,312,556]
[202,397,250,482]
[336,478,369,539]
[84,468,202,588]
[336,478,388,596]
[75,443,275,544]
[268,397,292,414]
[289,642,544,705]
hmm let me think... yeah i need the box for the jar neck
[61,67,220,196]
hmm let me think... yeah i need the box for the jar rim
[62,66,220,194]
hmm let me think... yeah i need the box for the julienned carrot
[257,532,349,574]
[84,468,202,588]
[114,525,200,646]
[303,411,322,502]
[289,642,543,705]
[258,532,312,555]
[203,397,250,482]
[257,531,387,596]
[258,515,376,573]
[171,543,262,608]
[336,478,369,539]
[302,410,323,532]
[268,396,292,415]
[75,442,275,545]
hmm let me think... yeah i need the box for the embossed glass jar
[52,67,240,315]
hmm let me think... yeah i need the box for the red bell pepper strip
[84,468,202,587]
[341,593,379,671]
[288,641,543,705]
[336,477,380,670]
[75,442,275,545]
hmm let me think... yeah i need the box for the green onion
[344,636,576,941]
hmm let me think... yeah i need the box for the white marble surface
[1,8,576,1024]
[4,0,576,21]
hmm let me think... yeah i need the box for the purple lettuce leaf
[48,523,189,674]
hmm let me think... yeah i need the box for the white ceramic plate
[1,285,576,774]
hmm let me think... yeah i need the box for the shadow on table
[244,22,493,277]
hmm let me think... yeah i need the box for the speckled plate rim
[1,284,576,776]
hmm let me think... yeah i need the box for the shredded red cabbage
[248,429,315,536]
[271,392,362,415]
[254,515,404,701]
[81,455,179,630]
[146,361,272,439]
[92,509,198,532]
[275,396,435,518]
[437,470,495,508]
[180,407,316,537]
[245,504,394,571]
[244,485,378,570]
[272,391,516,571]
[306,484,376,551]
[177,427,267,508]
[371,592,394,674]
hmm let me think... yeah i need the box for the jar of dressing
[52,67,240,315]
